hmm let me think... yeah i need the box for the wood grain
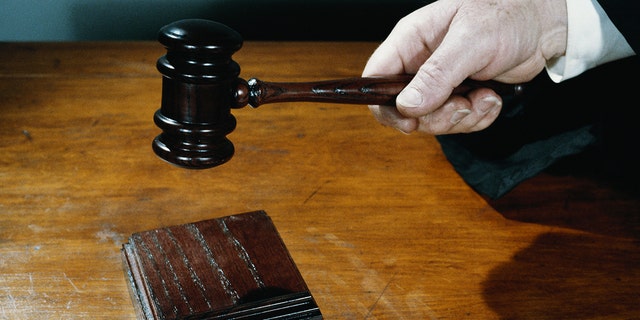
[0,41,638,319]
[122,210,321,319]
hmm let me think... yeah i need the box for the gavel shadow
[481,172,640,318]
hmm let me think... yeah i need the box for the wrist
[540,0,568,61]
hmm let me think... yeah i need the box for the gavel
[153,19,523,169]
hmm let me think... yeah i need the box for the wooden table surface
[1,41,638,319]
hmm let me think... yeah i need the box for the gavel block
[121,210,322,319]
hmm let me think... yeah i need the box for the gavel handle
[239,75,524,108]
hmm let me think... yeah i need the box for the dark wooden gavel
[153,19,523,169]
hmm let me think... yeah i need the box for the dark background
[0,0,430,41]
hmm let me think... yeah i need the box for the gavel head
[153,19,248,169]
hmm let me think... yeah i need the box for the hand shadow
[482,173,640,319]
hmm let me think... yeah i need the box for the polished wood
[122,210,321,319]
[243,76,523,108]
[0,41,638,319]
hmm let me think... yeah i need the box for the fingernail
[395,127,411,135]
[397,87,423,108]
[479,96,501,114]
[450,109,471,124]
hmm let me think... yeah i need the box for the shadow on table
[489,170,640,238]
[481,173,640,318]
[481,231,640,319]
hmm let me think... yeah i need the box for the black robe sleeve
[437,51,638,198]
[597,0,640,53]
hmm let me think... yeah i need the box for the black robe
[436,1,639,198]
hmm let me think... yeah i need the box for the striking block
[121,210,322,319]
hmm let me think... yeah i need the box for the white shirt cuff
[546,0,635,83]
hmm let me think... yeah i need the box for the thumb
[396,31,489,117]
[396,57,470,117]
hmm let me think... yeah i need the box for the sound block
[121,210,322,319]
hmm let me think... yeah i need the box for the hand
[362,0,567,134]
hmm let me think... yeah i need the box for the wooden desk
[1,41,638,319]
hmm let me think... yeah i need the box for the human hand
[362,0,567,134]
